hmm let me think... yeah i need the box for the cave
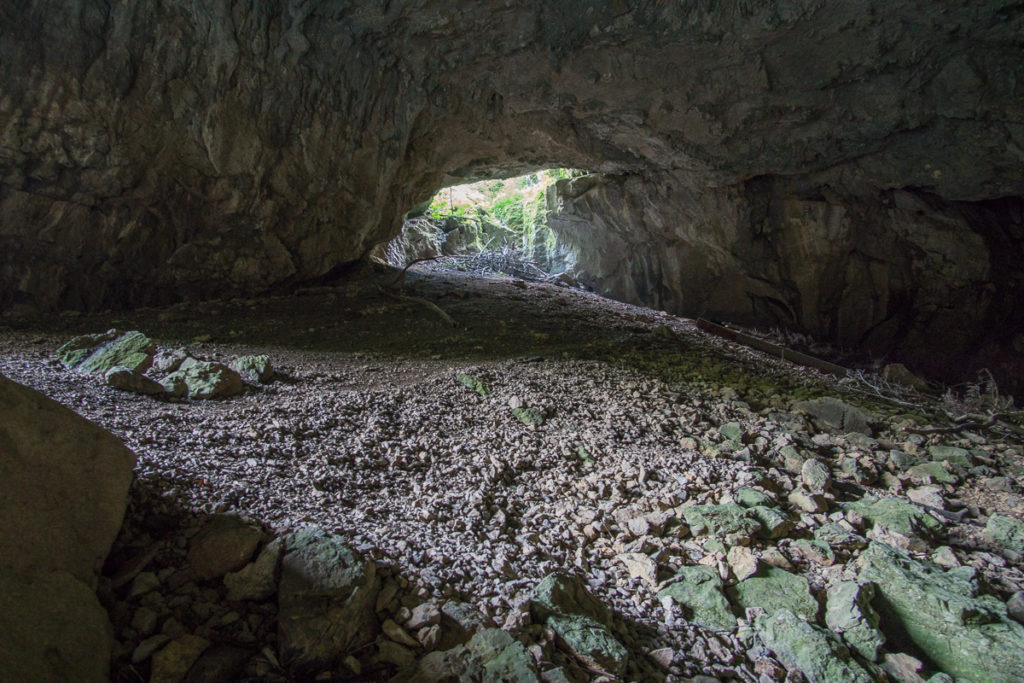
[2,2,1024,682]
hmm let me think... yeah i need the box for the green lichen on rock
[57,329,155,375]
[857,541,1024,683]
[406,628,539,682]
[231,354,275,383]
[927,445,973,467]
[842,496,942,541]
[906,461,959,484]
[656,565,735,630]
[718,421,743,442]
[825,581,885,662]
[749,506,793,539]
[730,566,818,620]
[755,609,874,683]
[530,574,627,676]
[511,406,544,426]
[984,514,1024,553]
[734,487,774,508]
[814,523,866,551]
[680,504,762,544]
[456,373,491,396]
[161,358,244,400]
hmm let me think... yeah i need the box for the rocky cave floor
[2,264,1024,683]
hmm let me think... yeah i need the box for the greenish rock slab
[857,541,1024,683]
[230,354,275,383]
[456,373,491,396]
[825,582,885,662]
[162,358,244,400]
[512,406,545,426]
[734,487,774,508]
[680,504,762,544]
[793,397,873,435]
[749,505,793,539]
[842,497,942,542]
[57,329,155,375]
[656,565,735,630]
[906,461,958,484]
[984,514,1024,553]
[730,566,818,620]
[530,574,627,676]
[814,523,867,551]
[927,445,973,466]
[405,628,540,682]
[755,609,873,683]
[278,528,380,676]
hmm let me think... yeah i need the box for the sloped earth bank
[2,266,1023,682]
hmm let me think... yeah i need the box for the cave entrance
[375,169,587,281]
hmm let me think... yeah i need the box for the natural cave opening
[373,169,589,282]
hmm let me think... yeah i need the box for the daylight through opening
[375,169,589,282]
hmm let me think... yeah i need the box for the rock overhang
[1,0,1022,385]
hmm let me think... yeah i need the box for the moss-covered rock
[906,461,959,484]
[456,373,491,396]
[857,541,1024,683]
[749,506,794,539]
[825,582,885,662]
[57,329,155,375]
[406,628,539,682]
[161,358,243,400]
[984,514,1024,553]
[511,406,545,426]
[814,523,867,551]
[656,565,735,630]
[530,574,627,676]
[755,609,873,683]
[730,566,818,620]
[734,487,774,508]
[680,504,763,544]
[927,445,973,467]
[231,354,275,383]
[842,497,942,543]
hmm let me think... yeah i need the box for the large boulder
[161,358,244,400]
[755,609,874,683]
[657,565,735,631]
[57,329,155,375]
[406,628,540,683]
[529,573,628,677]
[857,541,1024,683]
[277,528,380,676]
[0,374,136,681]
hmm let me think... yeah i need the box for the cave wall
[549,173,1024,387]
[1,1,1023,381]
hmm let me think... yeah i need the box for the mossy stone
[730,566,817,620]
[57,329,154,375]
[755,609,873,683]
[657,565,735,630]
[857,541,1024,683]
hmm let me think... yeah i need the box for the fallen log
[695,318,847,376]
